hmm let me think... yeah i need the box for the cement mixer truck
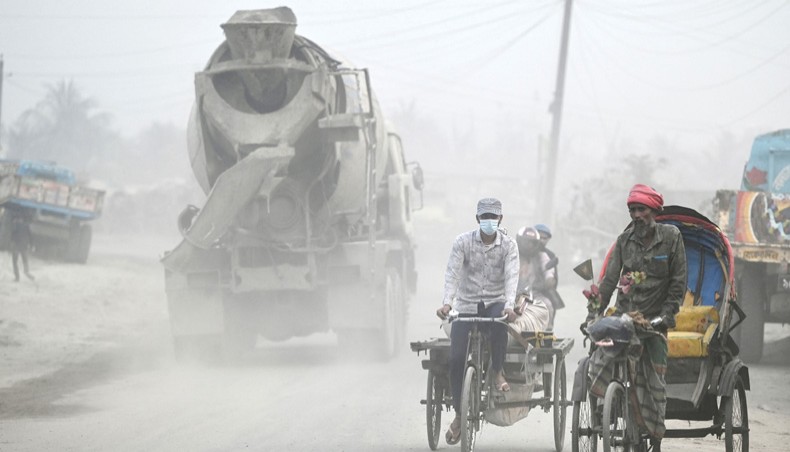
[162,7,424,361]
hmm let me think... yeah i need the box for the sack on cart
[485,351,539,427]
[485,379,536,426]
[507,296,550,348]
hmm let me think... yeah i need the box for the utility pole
[0,55,4,147]
[539,0,573,223]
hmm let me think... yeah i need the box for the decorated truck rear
[714,129,790,362]
[0,159,104,263]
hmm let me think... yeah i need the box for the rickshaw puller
[436,197,519,445]
[590,184,687,449]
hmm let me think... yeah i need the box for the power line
[453,6,559,78]
[724,81,790,126]
[582,0,789,57]
[8,39,217,60]
[337,1,556,51]
[577,3,790,91]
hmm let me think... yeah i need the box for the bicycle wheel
[724,375,749,452]
[602,382,629,452]
[460,366,480,452]
[425,370,443,450]
[553,357,568,452]
[572,392,598,452]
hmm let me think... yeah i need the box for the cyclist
[436,197,519,445]
[589,184,687,450]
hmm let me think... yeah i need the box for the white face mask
[479,219,499,236]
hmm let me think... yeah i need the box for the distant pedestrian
[10,213,35,282]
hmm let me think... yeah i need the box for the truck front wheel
[65,223,92,263]
[736,264,765,363]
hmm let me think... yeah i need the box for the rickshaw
[411,310,574,452]
[571,205,750,452]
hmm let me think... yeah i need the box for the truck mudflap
[162,243,229,336]
[165,271,224,336]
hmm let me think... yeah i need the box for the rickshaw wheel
[723,376,749,452]
[426,370,443,451]
[554,358,568,452]
[602,383,629,452]
[572,393,598,452]
[460,366,479,452]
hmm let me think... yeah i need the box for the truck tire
[336,268,405,361]
[221,300,257,362]
[379,268,405,359]
[173,334,222,363]
[75,224,92,264]
[65,223,92,263]
[736,264,765,363]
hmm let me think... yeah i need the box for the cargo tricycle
[411,311,574,452]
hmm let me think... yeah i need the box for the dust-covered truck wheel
[336,268,406,361]
[65,223,92,264]
[173,334,222,363]
[735,263,765,363]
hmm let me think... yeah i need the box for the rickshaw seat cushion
[667,323,718,358]
[670,305,719,334]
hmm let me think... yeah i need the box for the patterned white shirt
[442,229,520,313]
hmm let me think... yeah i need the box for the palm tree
[8,80,116,174]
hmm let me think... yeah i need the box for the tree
[7,80,119,178]
[556,150,668,266]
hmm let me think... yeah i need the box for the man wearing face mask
[591,184,687,449]
[436,197,519,445]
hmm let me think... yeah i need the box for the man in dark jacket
[592,184,687,450]
[10,213,35,282]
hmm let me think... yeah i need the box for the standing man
[436,197,520,445]
[593,184,687,449]
[10,211,35,282]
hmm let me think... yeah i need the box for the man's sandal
[445,420,461,445]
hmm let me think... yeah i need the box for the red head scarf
[627,184,663,211]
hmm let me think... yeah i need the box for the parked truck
[714,129,790,362]
[0,159,104,263]
[161,7,424,361]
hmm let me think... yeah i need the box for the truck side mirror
[408,162,424,191]
[177,205,200,236]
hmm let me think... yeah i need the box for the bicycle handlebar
[448,314,509,325]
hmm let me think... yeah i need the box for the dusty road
[1,234,790,451]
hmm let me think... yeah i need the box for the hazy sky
[1,0,789,185]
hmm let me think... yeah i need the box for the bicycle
[597,330,659,452]
[571,327,600,452]
[450,313,509,452]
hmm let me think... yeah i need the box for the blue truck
[714,129,790,362]
[0,159,105,263]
